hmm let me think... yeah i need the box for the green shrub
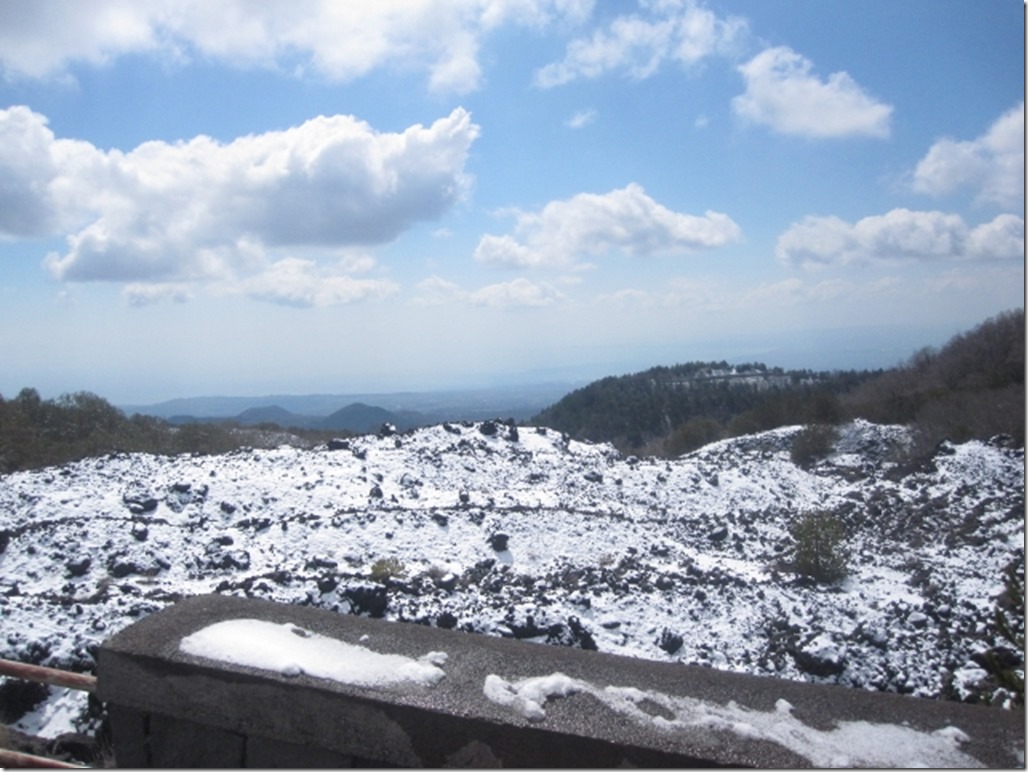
[369,557,406,582]
[788,512,850,583]
[665,416,724,456]
[790,423,838,468]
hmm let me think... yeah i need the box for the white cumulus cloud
[534,0,746,87]
[732,46,892,139]
[0,105,104,237]
[0,105,475,270]
[965,214,1025,261]
[0,0,593,93]
[911,102,1024,210]
[474,183,741,269]
[0,105,478,305]
[776,208,1024,269]
[0,0,160,80]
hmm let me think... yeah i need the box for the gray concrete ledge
[97,594,1025,768]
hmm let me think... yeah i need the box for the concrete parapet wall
[97,594,1024,768]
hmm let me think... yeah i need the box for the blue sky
[0,0,1023,404]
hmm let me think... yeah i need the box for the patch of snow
[179,619,446,687]
[483,672,586,722]
[10,688,87,740]
[484,671,982,768]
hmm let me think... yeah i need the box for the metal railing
[0,659,96,694]
[0,658,97,769]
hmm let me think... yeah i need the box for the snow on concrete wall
[97,594,1024,768]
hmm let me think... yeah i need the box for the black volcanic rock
[107,558,140,578]
[436,611,458,629]
[199,540,250,571]
[344,586,389,617]
[65,557,91,578]
[657,628,684,654]
[317,575,338,593]
[0,678,49,724]
[792,647,846,678]
[122,484,158,514]
[709,526,729,542]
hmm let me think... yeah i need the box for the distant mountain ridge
[168,402,427,434]
[123,382,582,425]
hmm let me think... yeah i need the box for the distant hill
[169,402,425,434]
[321,403,409,433]
[532,309,1025,456]
[234,405,302,426]
[532,362,871,452]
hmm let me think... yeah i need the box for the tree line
[0,389,342,474]
[842,309,1024,454]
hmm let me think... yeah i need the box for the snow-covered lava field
[0,418,1023,738]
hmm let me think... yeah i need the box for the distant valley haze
[120,381,585,430]
[22,316,979,408]
[110,317,949,412]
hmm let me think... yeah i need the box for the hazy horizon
[37,314,1003,408]
[0,2,1022,406]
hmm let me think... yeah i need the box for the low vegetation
[982,560,1025,707]
[790,424,840,468]
[369,557,407,583]
[787,512,850,584]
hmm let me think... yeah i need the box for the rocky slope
[0,419,1023,740]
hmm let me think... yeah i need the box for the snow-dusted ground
[0,419,1023,738]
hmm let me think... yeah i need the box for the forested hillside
[531,363,871,453]
[843,309,1024,453]
[533,310,1025,456]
